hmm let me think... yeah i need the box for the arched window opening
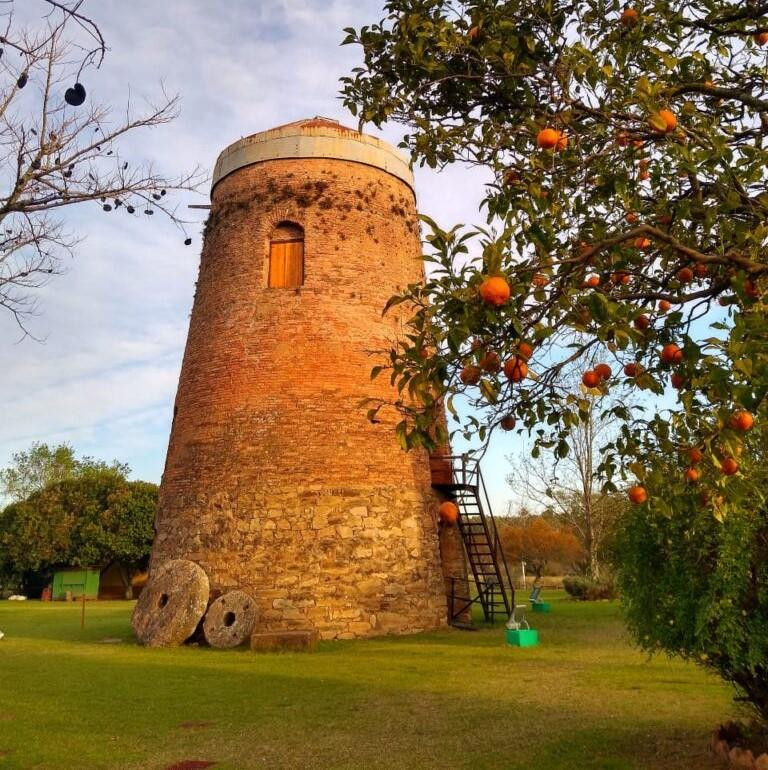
[269,222,304,288]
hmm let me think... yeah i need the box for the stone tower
[150,118,451,639]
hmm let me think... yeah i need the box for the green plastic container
[506,628,539,647]
[532,601,551,613]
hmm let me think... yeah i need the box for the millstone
[131,559,209,647]
[202,590,258,648]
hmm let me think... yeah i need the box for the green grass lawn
[0,592,736,769]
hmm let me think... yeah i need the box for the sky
[0,0,528,511]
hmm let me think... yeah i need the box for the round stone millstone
[131,559,210,647]
[202,590,258,648]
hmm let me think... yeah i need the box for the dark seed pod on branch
[64,82,86,106]
[184,237,192,245]
[102,204,112,212]
[17,72,27,89]
[126,205,135,214]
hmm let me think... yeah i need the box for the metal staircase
[431,454,514,624]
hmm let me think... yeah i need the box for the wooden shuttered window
[268,222,304,288]
[268,239,304,288]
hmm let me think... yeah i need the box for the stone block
[250,629,318,653]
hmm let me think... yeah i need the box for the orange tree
[342,0,768,512]
[342,0,768,724]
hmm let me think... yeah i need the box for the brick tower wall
[151,152,449,639]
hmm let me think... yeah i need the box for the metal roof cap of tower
[211,117,414,194]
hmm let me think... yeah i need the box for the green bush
[614,496,768,724]
[563,576,616,601]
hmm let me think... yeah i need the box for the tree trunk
[118,564,134,600]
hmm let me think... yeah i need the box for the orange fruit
[518,342,534,360]
[585,275,600,288]
[670,371,685,389]
[616,131,630,147]
[438,501,460,523]
[582,370,601,388]
[661,343,683,364]
[684,467,700,484]
[693,263,709,278]
[745,279,760,299]
[634,315,650,330]
[460,365,482,385]
[595,363,612,381]
[620,8,639,26]
[635,237,652,250]
[479,351,501,373]
[611,271,631,285]
[659,299,672,312]
[721,457,739,476]
[650,109,677,133]
[499,415,517,431]
[688,447,703,465]
[479,276,511,306]
[624,362,641,378]
[504,357,528,383]
[754,31,768,45]
[730,411,754,432]
[532,273,549,287]
[467,26,481,42]
[536,128,563,150]
[677,267,694,283]
[628,485,648,504]
[625,212,638,224]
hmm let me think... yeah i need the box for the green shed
[51,567,100,600]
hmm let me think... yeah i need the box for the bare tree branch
[0,2,204,337]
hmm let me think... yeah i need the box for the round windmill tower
[147,118,453,641]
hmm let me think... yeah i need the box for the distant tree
[498,515,582,585]
[0,470,156,595]
[0,0,202,336]
[507,384,625,578]
[0,441,129,502]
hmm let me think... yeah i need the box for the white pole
[521,560,526,589]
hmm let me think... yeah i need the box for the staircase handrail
[437,452,515,592]
[476,465,515,592]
